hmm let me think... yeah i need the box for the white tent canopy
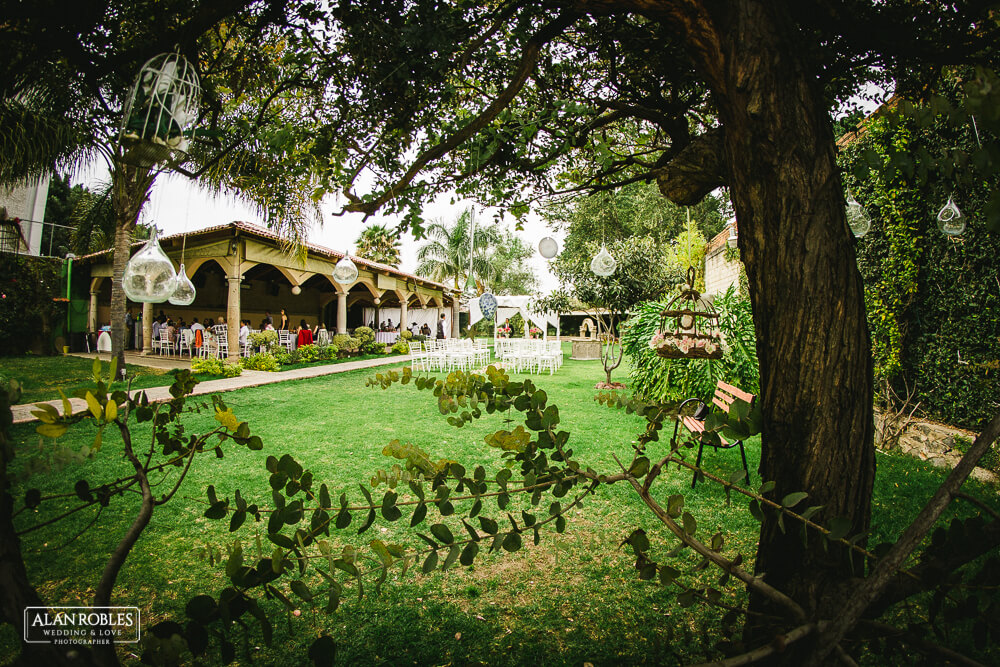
[469,295,559,338]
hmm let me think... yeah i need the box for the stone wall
[705,245,741,296]
[876,412,998,484]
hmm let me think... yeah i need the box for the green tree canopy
[355,224,402,266]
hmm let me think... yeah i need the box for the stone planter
[571,339,602,360]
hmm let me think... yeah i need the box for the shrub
[297,344,321,363]
[621,285,758,403]
[243,353,280,372]
[248,330,279,353]
[410,333,426,343]
[274,348,292,365]
[319,344,338,360]
[391,340,410,354]
[332,334,360,355]
[191,357,243,377]
[353,326,383,354]
[401,330,413,340]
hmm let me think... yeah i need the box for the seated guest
[296,320,313,347]
[163,319,177,347]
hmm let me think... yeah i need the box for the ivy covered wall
[841,96,1000,429]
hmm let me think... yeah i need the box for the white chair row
[410,339,489,373]
[498,339,563,375]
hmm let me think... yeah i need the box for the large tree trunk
[654,0,876,655]
[109,161,155,373]
[719,2,875,646]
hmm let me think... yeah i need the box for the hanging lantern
[291,285,302,295]
[845,192,871,238]
[122,230,177,303]
[479,292,497,321]
[650,267,723,360]
[937,196,967,236]
[167,263,196,306]
[590,244,617,277]
[538,237,559,258]
[119,53,201,168]
[332,252,359,284]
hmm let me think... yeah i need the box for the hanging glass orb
[479,292,497,321]
[291,285,302,295]
[590,245,617,277]
[937,196,967,236]
[167,263,196,306]
[845,193,871,238]
[332,252,358,284]
[538,236,559,258]
[122,231,176,303]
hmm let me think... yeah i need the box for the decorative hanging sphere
[291,285,302,295]
[937,197,967,236]
[479,292,497,320]
[332,253,358,285]
[167,263,196,306]
[845,193,871,238]
[122,231,177,303]
[590,245,617,277]
[538,237,559,258]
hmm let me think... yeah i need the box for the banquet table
[375,332,399,344]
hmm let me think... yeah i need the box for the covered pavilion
[75,221,459,359]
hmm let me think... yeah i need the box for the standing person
[264,310,274,327]
[279,309,289,331]
[436,313,447,340]
[239,320,250,351]
[151,316,163,348]
[190,317,205,354]
[124,307,135,350]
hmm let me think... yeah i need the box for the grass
[3,349,998,665]
[0,355,178,404]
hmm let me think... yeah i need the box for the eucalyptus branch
[688,621,823,667]
[612,454,809,625]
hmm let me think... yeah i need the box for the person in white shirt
[239,320,250,347]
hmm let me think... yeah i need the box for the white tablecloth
[375,332,399,344]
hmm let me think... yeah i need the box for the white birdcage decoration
[119,52,200,167]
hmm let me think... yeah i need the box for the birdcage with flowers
[649,267,723,360]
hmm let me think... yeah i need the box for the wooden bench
[672,380,756,488]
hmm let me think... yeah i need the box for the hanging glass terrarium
[845,192,871,238]
[937,196,967,236]
[167,263,196,306]
[650,267,723,360]
[122,230,177,303]
[538,236,559,258]
[479,292,497,321]
[332,251,359,284]
[119,52,200,168]
[590,244,617,277]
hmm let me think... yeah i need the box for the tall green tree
[416,210,537,295]
[355,224,402,266]
[297,1,999,655]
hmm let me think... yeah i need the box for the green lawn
[0,355,179,404]
[3,351,997,665]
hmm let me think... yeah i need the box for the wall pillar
[141,302,153,355]
[400,297,408,332]
[337,291,348,334]
[227,277,241,360]
[88,290,99,333]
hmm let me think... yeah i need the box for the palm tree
[415,208,502,289]
[355,224,402,266]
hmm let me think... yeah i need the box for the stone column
[88,290,99,333]
[400,297,408,333]
[337,291,348,334]
[227,277,241,360]
[141,302,153,355]
[451,299,460,338]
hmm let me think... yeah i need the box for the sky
[131,171,565,293]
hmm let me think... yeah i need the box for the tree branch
[654,126,728,205]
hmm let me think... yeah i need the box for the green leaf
[681,512,697,536]
[85,392,102,420]
[422,550,439,573]
[827,516,853,542]
[430,523,454,545]
[781,492,808,509]
[308,635,337,667]
[667,494,684,518]
[502,532,522,552]
[36,423,67,439]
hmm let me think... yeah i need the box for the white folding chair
[178,329,194,358]
[214,326,229,358]
[159,331,175,356]
[278,330,294,352]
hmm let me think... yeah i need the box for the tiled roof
[705,223,735,255]
[75,220,451,291]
